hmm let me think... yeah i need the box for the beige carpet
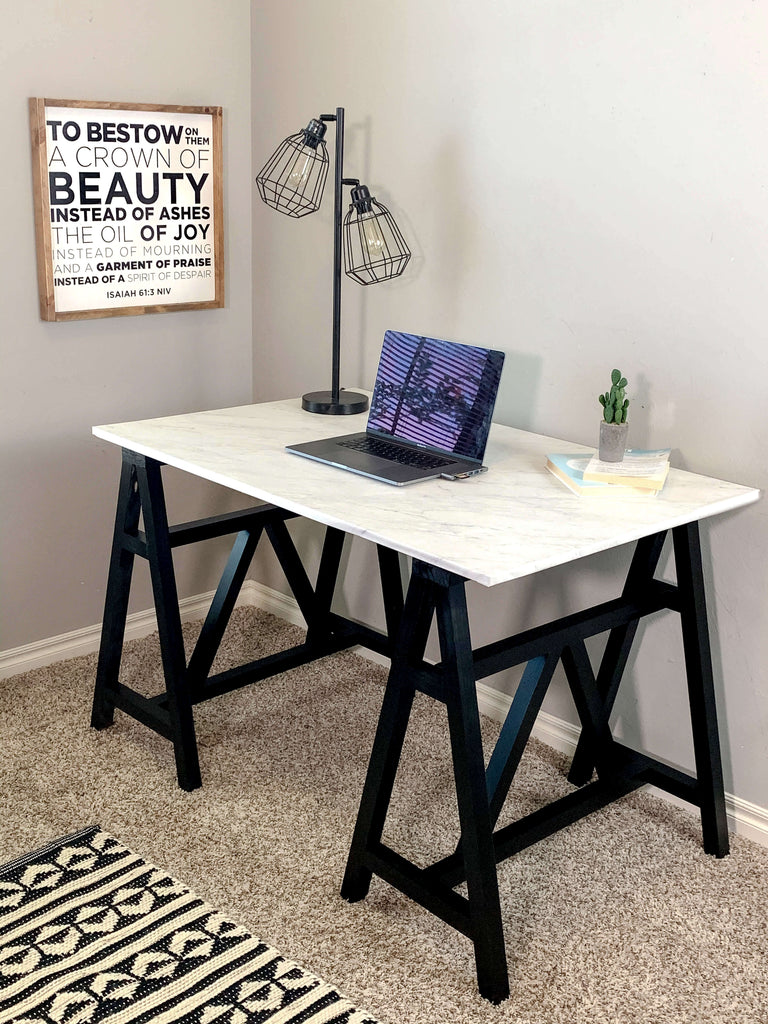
[1,607,766,1024]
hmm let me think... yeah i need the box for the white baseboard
[0,592,215,679]
[0,580,290,680]
[474,683,768,850]
[2,581,766,848]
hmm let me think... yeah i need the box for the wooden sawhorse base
[341,524,728,1003]
[91,448,405,790]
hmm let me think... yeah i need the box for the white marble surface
[93,398,760,588]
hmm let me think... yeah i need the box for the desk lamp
[256,107,411,414]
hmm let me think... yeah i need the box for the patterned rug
[0,826,380,1024]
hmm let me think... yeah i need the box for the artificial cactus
[599,368,629,424]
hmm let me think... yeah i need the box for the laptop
[286,330,505,485]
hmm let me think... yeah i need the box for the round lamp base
[301,390,369,415]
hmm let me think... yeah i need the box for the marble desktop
[93,397,760,589]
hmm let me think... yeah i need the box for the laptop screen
[367,331,505,461]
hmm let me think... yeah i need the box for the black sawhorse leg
[342,524,730,1001]
[342,561,509,1004]
[566,522,729,857]
[91,449,406,790]
[92,450,202,789]
[673,522,728,855]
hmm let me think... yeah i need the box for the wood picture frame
[29,98,224,321]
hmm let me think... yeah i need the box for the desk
[92,398,758,1002]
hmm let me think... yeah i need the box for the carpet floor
[1,607,766,1024]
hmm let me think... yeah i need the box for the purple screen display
[367,331,504,460]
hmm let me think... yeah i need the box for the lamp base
[301,390,369,415]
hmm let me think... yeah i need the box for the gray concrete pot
[598,421,628,462]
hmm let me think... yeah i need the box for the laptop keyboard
[338,436,453,470]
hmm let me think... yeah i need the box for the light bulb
[360,211,385,256]
[287,147,314,191]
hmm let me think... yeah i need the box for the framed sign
[29,98,224,321]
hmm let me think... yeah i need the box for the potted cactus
[598,369,629,462]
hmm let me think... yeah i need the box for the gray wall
[251,2,767,808]
[1,1,253,648]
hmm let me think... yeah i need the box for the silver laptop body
[286,330,505,486]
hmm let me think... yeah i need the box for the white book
[583,448,671,487]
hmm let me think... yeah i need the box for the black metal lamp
[256,107,411,414]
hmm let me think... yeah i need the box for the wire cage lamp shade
[255,118,329,218]
[343,185,411,285]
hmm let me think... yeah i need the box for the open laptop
[286,330,505,485]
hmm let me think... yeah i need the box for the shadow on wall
[346,114,424,390]
[494,350,542,430]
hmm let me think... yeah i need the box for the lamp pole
[330,107,343,407]
[301,108,369,415]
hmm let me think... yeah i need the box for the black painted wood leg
[486,654,560,825]
[568,531,667,786]
[561,639,624,781]
[304,527,346,647]
[343,562,509,1002]
[340,565,435,903]
[672,522,729,857]
[91,451,141,730]
[136,456,202,792]
[186,526,264,694]
[435,571,509,1004]
[266,520,339,643]
[437,653,559,891]
[377,545,405,651]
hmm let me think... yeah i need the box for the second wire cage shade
[344,185,411,285]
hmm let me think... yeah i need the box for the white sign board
[30,99,224,321]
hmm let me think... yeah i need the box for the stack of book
[545,449,671,497]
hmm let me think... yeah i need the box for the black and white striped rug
[0,826,379,1024]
